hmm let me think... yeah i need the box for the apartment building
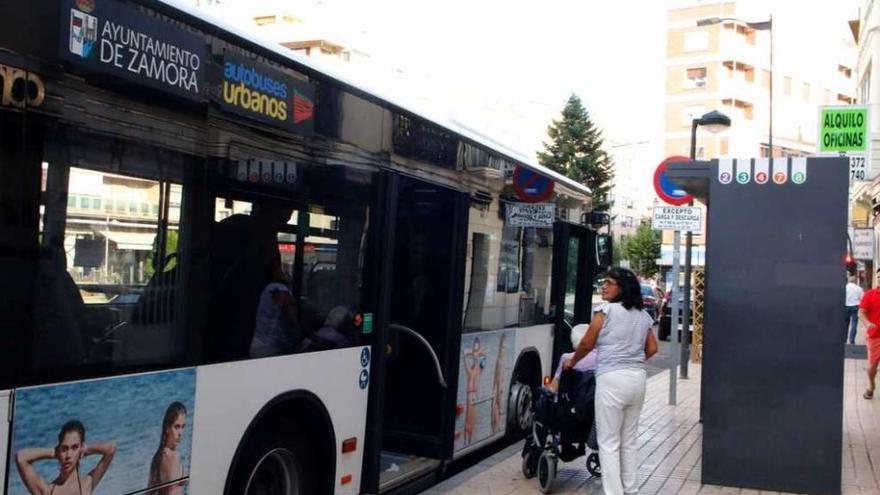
[661,1,856,277]
[666,1,856,161]
[191,1,368,67]
[848,0,880,284]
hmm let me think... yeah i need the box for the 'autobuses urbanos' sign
[210,53,315,134]
[60,0,207,102]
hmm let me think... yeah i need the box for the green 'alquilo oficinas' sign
[818,105,869,154]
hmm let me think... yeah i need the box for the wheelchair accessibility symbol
[360,347,371,368]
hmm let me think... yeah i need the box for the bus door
[549,222,600,363]
[373,175,468,492]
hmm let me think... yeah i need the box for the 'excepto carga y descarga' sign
[210,53,315,134]
[60,0,207,102]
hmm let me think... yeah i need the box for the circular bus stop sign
[513,165,555,203]
[653,156,693,205]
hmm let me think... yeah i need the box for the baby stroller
[521,369,600,493]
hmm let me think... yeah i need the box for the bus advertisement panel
[455,329,515,452]
[7,369,195,495]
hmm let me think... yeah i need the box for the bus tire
[508,381,533,433]
[229,416,318,495]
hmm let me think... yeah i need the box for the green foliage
[144,229,179,278]
[537,94,615,211]
[623,223,661,277]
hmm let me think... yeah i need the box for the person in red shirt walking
[858,269,880,399]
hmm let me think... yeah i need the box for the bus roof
[150,0,592,199]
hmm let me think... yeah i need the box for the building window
[685,67,707,89]
[839,64,853,79]
[861,62,872,104]
[762,70,771,90]
[684,31,709,52]
[802,82,811,101]
[824,88,831,104]
[784,76,792,95]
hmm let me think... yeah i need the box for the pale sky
[194,0,861,205]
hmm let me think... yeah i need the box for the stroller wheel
[521,450,537,479]
[586,452,601,477]
[537,451,557,494]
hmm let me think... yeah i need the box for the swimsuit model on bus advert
[463,338,486,445]
[490,333,506,435]
[14,420,116,495]
[147,402,188,495]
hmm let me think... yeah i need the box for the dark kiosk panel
[669,157,848,495]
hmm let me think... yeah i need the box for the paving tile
[430,360,880,494]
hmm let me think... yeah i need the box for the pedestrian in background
[565,267,658,495]
[846,275,864,345]
[858,269,880,399]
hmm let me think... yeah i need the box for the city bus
[0,1,610,494]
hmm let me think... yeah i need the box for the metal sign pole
[669,230,681,405]
[681,206,693,379]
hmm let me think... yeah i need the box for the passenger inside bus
[250,258,302,358]
[208,201,294,361]
[33,245,89,366]
[296,305,356,352]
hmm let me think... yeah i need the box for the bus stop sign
[513,165,555,202]
[654,156,693,205]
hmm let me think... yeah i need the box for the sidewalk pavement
[427,357,880,495]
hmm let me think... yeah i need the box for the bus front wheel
[230,417,318,495]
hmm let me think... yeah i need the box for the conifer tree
[537,94,615,211]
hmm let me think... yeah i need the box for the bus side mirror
[596,234,612,273]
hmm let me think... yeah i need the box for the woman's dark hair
[58,420,85,444]
[604,267,644,310]
[148,402,187,489]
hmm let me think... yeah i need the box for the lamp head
[696,110,731,134]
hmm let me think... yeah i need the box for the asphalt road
[646,333,680,378]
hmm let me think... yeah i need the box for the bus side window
[207,199,369,361]
[34,163,187,369]
[464,223,554,333]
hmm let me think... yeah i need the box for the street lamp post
[697,16,773,156]
[681,110,731,379]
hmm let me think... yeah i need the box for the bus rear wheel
[230,417,319,495]
[508,381,533,433]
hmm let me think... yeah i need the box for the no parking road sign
[654,156,694,205]
[513,165,555,203]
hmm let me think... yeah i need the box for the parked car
[640,284,658,321]
[658,289,694,342]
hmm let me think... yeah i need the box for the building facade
[666,1,856,161]
[663,0,857,279]
[850,0,880,285]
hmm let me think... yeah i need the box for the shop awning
[102,231,156,251]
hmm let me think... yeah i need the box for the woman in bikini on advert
[15,420,116,495]
[463,337,486,445]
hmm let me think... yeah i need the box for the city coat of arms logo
[69,4,98,58]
